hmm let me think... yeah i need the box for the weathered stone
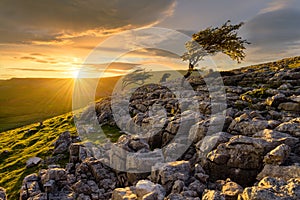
[257,164,300,181]
[228,113,280,136]
[205,135,278,186]
[72,180,91,195]
[53,131,72,154]
[135,180,165,200]
[278,102,300,112]
[196,132,232,159]
[20,174,42,200]
[151,161,191,193]
[263,144,291,165]
[165,193,185,200]
[41,168,67,183]
[126,149,164,173]
[253,129,299,148]
[189,120,209,143]
[26,157,42,168]
[238,177,300,200]
[171,180,185,194]
[221,180,243,200]
[202,189,225,200]
[188,179,206,195]
[265,93,287,107]
[275,118,300,137]
[112,187,137,200]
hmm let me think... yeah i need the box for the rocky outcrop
[239,177,300,200]
[18,57,300,199]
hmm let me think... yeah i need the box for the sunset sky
[0,0,300,79]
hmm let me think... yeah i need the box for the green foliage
[181,20,250,68]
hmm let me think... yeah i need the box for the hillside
[0,56,299,199]
[0,110,121,199]
[0,76,121,132]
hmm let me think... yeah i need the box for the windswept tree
[181,20,250,81]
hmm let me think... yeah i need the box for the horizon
[0,55,298,80]
[1,0,300,80]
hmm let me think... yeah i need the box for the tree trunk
[181,62,194,86]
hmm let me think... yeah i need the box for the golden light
[71,70,80,79]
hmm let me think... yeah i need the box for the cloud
[0,0,176,44]
[8,68,61,72]
[259,0,292,14]
[244,8,300,61]
[17,54,60,64]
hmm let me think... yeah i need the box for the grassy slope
[0,112,76,199]
[0,76,120,132]
[0,111,121,199]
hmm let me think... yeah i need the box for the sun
[71,70,79,79]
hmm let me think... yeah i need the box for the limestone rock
[135,180,165,200]
[263,144,291,165]
[202,189,225,200]
[265,93,287,107]
[239,177,300,200]
[204,135,278,186]
[228,113,280,136]
[26,157,42,168]
[278,102,300,112]
[275,118,300,137]
[257,164,300,181]
[112,187,137,200]
[221,179,243,200]
[151,161,191,193]
[53,131,72,154]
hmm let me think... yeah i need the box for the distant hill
[0,76,121,132]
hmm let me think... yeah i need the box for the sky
[0,0,300,79]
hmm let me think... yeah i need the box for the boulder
[53,131,72,154]
[278,102,300,112]
[239,177,300,200]
[253,129,299,148]
[265,93,287,107]
[275,118,300,137]
[112,187,137,200]
[228,113,280,136]
[20,174,41,200]
[151,161,191,193]
[202,189,225,200]
[135,180,165,200]
[26,157,42,168]
[221,179,243,200]
[257,164,300,181]
[204,135,279,186]
[263,144,291,165]
[196,132,232,159]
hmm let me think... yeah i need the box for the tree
[181,20,250,81]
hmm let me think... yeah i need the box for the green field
[0,77,121,132]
